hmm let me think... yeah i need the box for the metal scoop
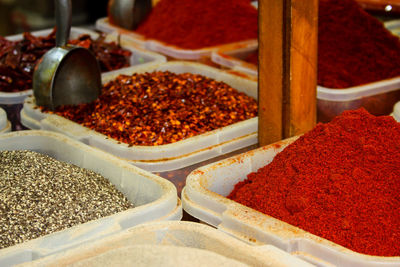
[33,0,101,110]
[108,0,152,30]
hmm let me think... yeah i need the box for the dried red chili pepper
[228,108,400,256]
[45,71,257,146]
[0,29,131,93]
[134,0,257,49]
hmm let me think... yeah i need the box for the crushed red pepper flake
[0,29,131,93]
[43,71,258,146]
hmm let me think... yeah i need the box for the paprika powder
[318,0,400,88]
[228,108,400,256]
[134,0,257,49]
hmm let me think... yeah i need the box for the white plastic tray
[0,107,11,133]
[20,61,258,172]
[0,130,181,267]
[392,101,400,121]
[0,27,166,105]
[25,221,312,267]
[384,19,400,37]
[96,17,258,60]
[182,137,400,267]
[211,44,258,77]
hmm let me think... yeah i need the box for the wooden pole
[258,0,318,146]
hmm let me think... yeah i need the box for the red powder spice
[135,0,258,49]
[228,108,400,256]
[318,0,400,88]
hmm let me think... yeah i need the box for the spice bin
[317,77,400,122]
[182,137,400,267]
[0,130,181,267]
[25,221,312,267]
[0,107,11,133]
[95,17,258,60]
[20,61,258,172]
[1,27,166,105]
[211,44,258,77]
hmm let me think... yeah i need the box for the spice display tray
[0,27,166,105]
[317,76,400,122]
[25,221,312,267]
[384,19,400,37]
[211,44,258,77]
[0,130,182,267]
[391,100,400,121]
[0,107,11,133]
[95,17,258,60]
[182,137,400,267]
[20,61,258,172]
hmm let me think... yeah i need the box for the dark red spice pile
[49,71,257,146]
[135,0,258,49]
[0,30,131,93]
[228,108,400,256]
[318,0,400,88]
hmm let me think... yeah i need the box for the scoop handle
[55,0,72,47]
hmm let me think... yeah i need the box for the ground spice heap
[49,71,257,146]
[0,30,131,93]
[0,150,133,249]
[228,108,400,256]
[318,0,400,88]
[134,0,257,49]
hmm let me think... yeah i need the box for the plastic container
[317,76,400,122]
[391,100,400,121]
[182,137,400,266]
[0,130,181,267]
[211,44,258,77]
[384,19,400,37]
[0,107,11,133]
[20,61,258,172]
[0,27,166,105]
[95,17,258,60]
[25,221,312,267]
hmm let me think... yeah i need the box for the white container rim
[25,221,312,267]
[0,130,181,266]
[317,76,400,102]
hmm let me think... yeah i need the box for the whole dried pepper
[0,29,131,93]
[46,71,258,146]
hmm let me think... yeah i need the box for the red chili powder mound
[135,0,258,49]
[318,0,400,88]
[228,108,400,256]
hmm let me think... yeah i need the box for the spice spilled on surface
[0,150,134,249]
[228,108,400,256]
[45,71,257,146]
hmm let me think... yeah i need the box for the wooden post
[258,0,318,146]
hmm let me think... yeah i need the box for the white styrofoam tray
[20,61,258,172]
[24,221,313,267]
[0,130,182,267]
[0,27,166,105]
[182,137,400,267]
[211,43,258,77]
[0,107,11,133]
[96,17,258,60]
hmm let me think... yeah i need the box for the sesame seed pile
[0,150,134,249]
